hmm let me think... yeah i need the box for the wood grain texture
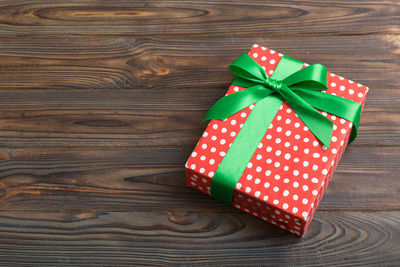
[0,0,398,266]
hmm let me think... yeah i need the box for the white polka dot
[322,169,328,175]
[273,186,279,192]
[292,207,298,213]
[266,135,272,140]
[322,112,327,116]
[273,199,279,204]
[269,70,273,75]
[200,156,206,161]
[284,142,291,148]
[261,56,267,61]
[202,144,207,149]
[220,139,226,145]
[245,187,251,193]
[340,85,345,91]
[302,198,308,204]
[253,53,258,58]
[208,172,214,177]
[247,174,253,180]
[302,212,308,218]
[255,191,261,197]
[265,170,271,176]
[274,174,280,180]
[283,203,289,209]
[313,153,320,158]
[293,194,298,200]
[253,44,259,47]
[233,86,239,92]
[303,161,309,167]
[312,190,318,195]
[200,168,205,173]
[358,92,363,98]
[284,165,289,171]
[332,148,338,154]
[304,148,309,154]
[276,127,282,133]
[212,124,218,130]
[294,122,300,128]
[270,50,275,54]
[275,138,281,144]
[349,89,354,95]
[293,182,299,188]
[341,129,346,134]
[255,178,261,184]
[236,183,242,189]
[277,115,282,120]
[263,195,268,201]
[293,170,299,176]
[191,152,197,157]
[311,178,319,183]
[304,138,309,143]
[284,178,290,183]
[331,82,336,87]
[258,143,263,149]
[285,119,291,124]
[264,182,270,188]
[283,190,289,197]
[256,154,262,160]
[303,185,309,191]
[313,141,319,147]
[256,166,262,172]
[220,151,226,157]
[284,153,291,160]
[312,165,318,171]
[270,59,275,64]
[286,108,292,113]
[190,164,196,170]
[332,136,337,142]
[211,135,217,141]
[322,156,328,162]
[275,150,282,156]
[203,132,208,137]
[250,104,255,110]
[221,128,227,133]
[295,134,300,140]
[303,173,309,179]
[293,146,298,151]
[331,115,336,121]
[231,120,236,125]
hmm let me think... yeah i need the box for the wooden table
[0,1,398,265]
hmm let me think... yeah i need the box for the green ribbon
[204,53,362,205]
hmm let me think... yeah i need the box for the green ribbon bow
[204,53,362,205]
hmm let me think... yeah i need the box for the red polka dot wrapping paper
[185,44,369,237]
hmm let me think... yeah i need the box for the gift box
[185,44,368,236]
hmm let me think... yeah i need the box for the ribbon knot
[264,78,283,93]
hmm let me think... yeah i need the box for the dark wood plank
[0,146,398,212]
[0,87,397,148]
[0,35,398,90]
[0,0,397,36]
[0,210,398,265]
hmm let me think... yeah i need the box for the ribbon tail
[279,85,333,147]
[294,89,362,142]
[203,85,273,122]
